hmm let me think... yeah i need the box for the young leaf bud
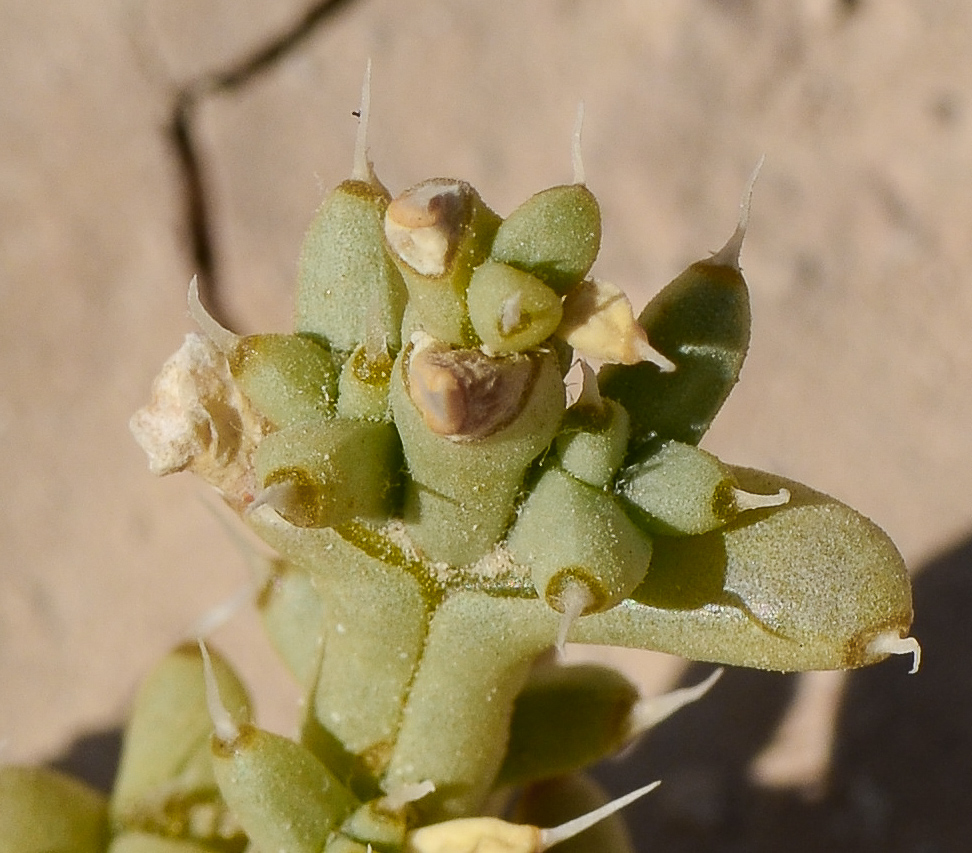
[0,767,108,853]
[198,636,359,851]
[404,780,659,853]
[466,260,564,354]
[617,440,789,536]
[385,179,501,346]
[338,800,409,851]
[229,332,338,427]
[210,725,358,853]
[555,363,631,488]
[336,341,395,421]
[512,775,637,853]
[296,178,408,353]
[490,184,601,295]
[507,467,653,615]
[252,418,401,528]
[498,663,640,787]
[110,644,251,833]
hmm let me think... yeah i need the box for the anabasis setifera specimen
[2,72,918,853]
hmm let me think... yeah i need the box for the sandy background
[2,1,971,850]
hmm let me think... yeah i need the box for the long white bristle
[352,59,373,182]
[572,102,586,185]
[710,155,764,271]
[538,780,661,851]
[198,639,240,745]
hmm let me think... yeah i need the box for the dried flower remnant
[558,278,676,370]
[129,332,268,510]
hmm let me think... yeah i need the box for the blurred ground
[2,1,971,850]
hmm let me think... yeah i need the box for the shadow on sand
[597,532,972,853]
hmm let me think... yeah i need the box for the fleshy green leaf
[0,766,108,853]
[570,468,916,672]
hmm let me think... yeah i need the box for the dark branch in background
[207,0,356,93]
[166,0,357,329]
[169,91,218,317]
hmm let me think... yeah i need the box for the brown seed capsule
[390,337,565,565]
[385,180,472,277]
[384,180,501,346]
[405,334,536,441]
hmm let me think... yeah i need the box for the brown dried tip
[385,180,473,276]
[406,333,536,440]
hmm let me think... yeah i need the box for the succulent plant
[1,78,919,853]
